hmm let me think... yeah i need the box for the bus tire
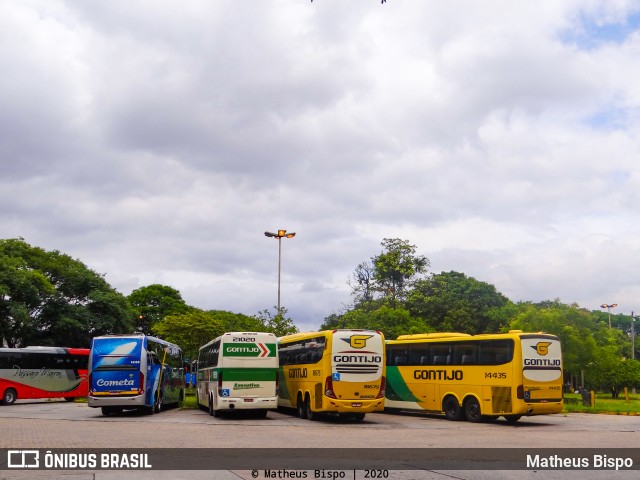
[352,413,366,422]
[464,397,483,422]
[210,395,222,417]
[305,395,317,421]
[297,393,307,419]
[504,415,521,424]
[443,396,463,421]
[101,407,111,416]
[154,392,162,414]
[64,397,76,402]
[2,388,17,405]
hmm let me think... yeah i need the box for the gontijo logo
[342,334,373,349]
[532,341,552,356]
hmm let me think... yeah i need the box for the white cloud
[3,0,640,330]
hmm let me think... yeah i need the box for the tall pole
[632,312,636,361]
[633,312,637,394]
[265,229,296,312]
[277,235,282,311]
[601,303,617,329]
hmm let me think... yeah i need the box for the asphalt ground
[1,400,639,479]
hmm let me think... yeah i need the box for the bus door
[90,337,143,397]
[407,346,437,410]
[144,351,161,406]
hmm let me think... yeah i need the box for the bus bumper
[521,402,563,415]
[87,394,146,408]
[322,398,385,413]
[218,396,278,411]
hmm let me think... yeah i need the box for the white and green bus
[196,332,279,417]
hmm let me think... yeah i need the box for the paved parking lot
[1,400,639,479]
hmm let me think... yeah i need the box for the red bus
[0,346,89,405]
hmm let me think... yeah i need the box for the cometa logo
[342,334,373,349]
[96,379,135,387]
[532,342,552,356]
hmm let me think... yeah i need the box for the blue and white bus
[88,334,185,416]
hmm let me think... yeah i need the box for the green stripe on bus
[219,368,278,381]
[385,366,420,402]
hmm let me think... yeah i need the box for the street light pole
[632,312,636,361]
[264,229,296,311]
[600,303,618,329]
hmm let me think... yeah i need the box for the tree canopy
[127,284,191,334]
[3,236,637,392]
[0,238,134,348]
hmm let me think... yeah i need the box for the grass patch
[181,387,198,409]
[563,392,640,415]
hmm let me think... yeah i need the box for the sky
[2,0,640,332]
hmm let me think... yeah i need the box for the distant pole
[600,303,617,329]
[264,229,296,310]
[632,313,637,394]
[632,312,636,361]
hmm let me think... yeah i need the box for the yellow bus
[385,330,563,423]
[277,329,386,421]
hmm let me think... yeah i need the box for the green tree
[507,301,627,389]
[127,284,190,334]
[348,261,376,307]
[254,307,298,337]
[371,238,429,307]
[0,238,134,347]
[584,345,639,395]
[207,309,266,333]
[321,305,431,340]
[406,271,511,334]
[152,309,226,362]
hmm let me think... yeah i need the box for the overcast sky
[2,1,640,331]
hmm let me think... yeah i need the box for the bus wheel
[209,396,222,417]
[352,413,366,422]
[64,397,76,402]
[443,396,463,421]
[305,396,317,421]
[504,415,521,424]
[101,407,111,416]
[154,393,163,414]
[297,394,307,419]
[464,397,483,423]
[2,388,17,405]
